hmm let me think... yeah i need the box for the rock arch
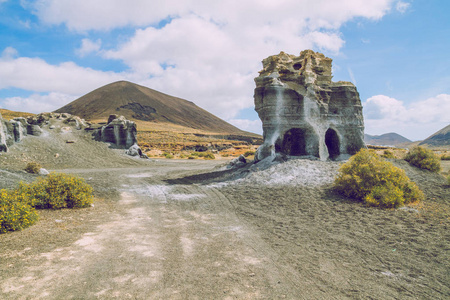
[325,128,340,159]
[281,127,319,157]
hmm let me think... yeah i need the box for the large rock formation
[254,50,365,161]
[94,114,137,149]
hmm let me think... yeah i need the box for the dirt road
[1,159,449,299]
[1,161,303,299]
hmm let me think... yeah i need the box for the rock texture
[254,50,365,161]
[1,113,32,152]
[0,112,91,152]
[94,114,137,149]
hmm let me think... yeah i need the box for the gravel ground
[0,123,449,299]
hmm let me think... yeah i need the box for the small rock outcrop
[1,113,32,151]
[125,143,149,159]
[254,50,365,161]
[0,112,90,152]
[227,154,247,169]
[94,115,137,149]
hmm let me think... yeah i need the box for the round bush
[25,162,41,174]
[381,150,395,159]
[21,173,93,209]
[334,149,424,208]
[0,189,38,234]
[203,153,215,160]
[405,146,441,173]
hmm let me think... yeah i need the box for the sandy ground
[0,123,449,299]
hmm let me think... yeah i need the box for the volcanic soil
[0,124,449,299]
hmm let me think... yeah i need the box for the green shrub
[381,150,395,159]
[163,152,174,159]
[188,156,196,159]
[364,183,405,208]
[0,189,38,234]
[20,173,93,209]
[405,147,441,172]
[203,153,215,160]
[447,174,450,185]
[441,154,450,160]
[334,149,424,208]
[25,162,41,174]
[243,150,255,157]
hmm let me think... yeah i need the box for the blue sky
[0,0,449,141]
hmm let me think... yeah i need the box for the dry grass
[0,109,35,120]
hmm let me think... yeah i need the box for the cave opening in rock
[325,128,340,159]
[281,128,307,156]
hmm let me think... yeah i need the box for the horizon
[1,0,449,141]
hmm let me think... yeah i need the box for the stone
[11,119,27,142]
[1,115,30,151]
[125,143,142,156]
[94,115,137,149]
[125,143,148,159]
[0,119,9,152]
[227,154,247,169]
[64,115,88,130]
[254,50,365,161]
[27,124,43,136]
[39,168,50,175]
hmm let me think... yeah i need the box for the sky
[0,0,449,141]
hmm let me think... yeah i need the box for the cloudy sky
[0,0,449,141]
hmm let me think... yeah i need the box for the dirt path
[1,159,449,299]
[1,161,303,299]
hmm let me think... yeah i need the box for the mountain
[54,81,250,135]
[419,124,450,147]
[364,132,412,146]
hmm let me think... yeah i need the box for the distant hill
[55,81,253,136]
[364,132,412,146]
[419,124,450,147]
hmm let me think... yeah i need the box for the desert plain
[0,120,449,300]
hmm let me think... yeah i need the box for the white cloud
[396,1,410,13]
[76,38,101,57]
[228,119,263,134]
[347,67,357,85]
[1,47,18,59]
[1,1,400,124]
[0,48,125,95]
[364,94,450,140]
[31,0,393,32]
[2,92,75,113]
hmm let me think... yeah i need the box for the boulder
[0,119,9,152]
[94,115,137,149]
[11,119,27,142]
[64,115,88,130]
[27,124,43,136]
[254,50,365,161]
[227,154,247,169]
[125,143,148,159]
[39,168,50,175]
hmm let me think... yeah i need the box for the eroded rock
[254,50,365,161]
[125,143,149,159]
[95,115,137,149]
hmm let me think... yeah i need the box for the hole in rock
[325,128,340,159]
[282,128,307,156]
[293,63,302,70]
